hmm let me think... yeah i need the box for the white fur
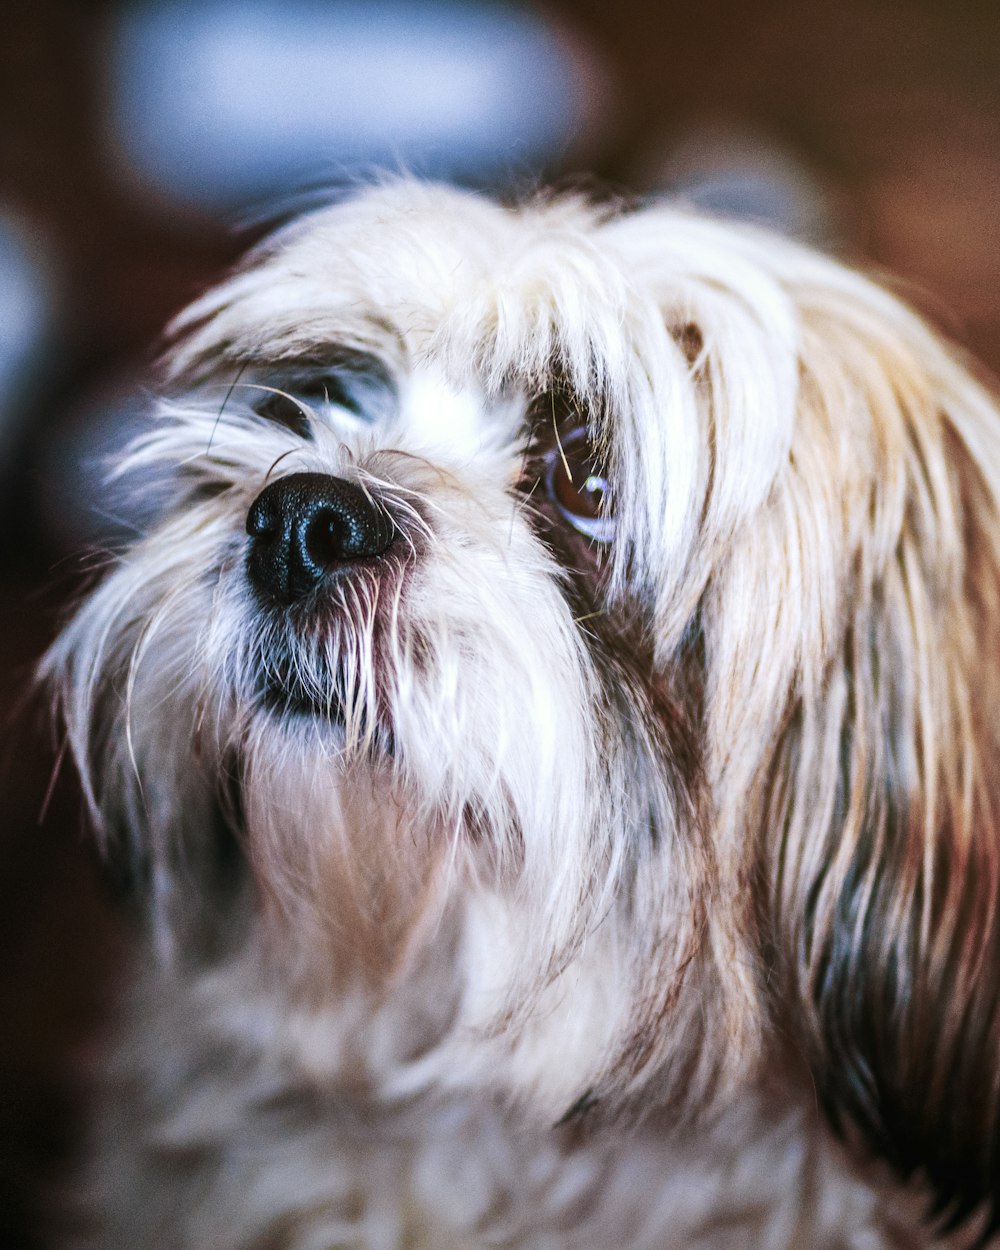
[44,180,1000,1248]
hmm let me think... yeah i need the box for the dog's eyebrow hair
[179,342,398,393]
[241,347,396,388]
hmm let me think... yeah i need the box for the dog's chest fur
[70,953,934,1250]
[78,975,915,1250]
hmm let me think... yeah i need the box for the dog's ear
[758,289,1000,1232]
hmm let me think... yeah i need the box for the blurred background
[2,0,999,1243]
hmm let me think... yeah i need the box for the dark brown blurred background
[2,1,999,1245]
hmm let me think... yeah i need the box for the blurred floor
[1,0,999,1244]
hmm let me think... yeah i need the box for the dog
[44,179,1000,1248]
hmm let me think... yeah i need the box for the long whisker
[207,361,249,454]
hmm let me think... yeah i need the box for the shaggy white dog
[45,180,1000,1248]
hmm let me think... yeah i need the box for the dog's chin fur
[43,179,1000,1248]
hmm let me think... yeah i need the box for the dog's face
[47,181,1000,1227]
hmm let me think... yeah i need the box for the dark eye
[253,390,314,438]
[249,351,396,436]
[545,428,616,543]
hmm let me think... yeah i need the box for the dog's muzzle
[246,472,395,604]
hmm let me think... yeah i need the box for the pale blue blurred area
[0,213,55,471]
[106,0,605,214]
[652,124,833,246]
[36,380,166,551]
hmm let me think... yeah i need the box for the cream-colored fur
[45,181,1000,1247]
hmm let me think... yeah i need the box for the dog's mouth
[258,653,348,723]
[256,652,396,756]
[262,675,346,723]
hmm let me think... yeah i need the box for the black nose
[246,472,395,603]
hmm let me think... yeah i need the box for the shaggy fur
[44,180,1000,1248]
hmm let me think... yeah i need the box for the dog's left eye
[253,377,360,439]
[250,353,396,436]
[546,429,616,543]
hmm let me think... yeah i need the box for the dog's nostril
[246,472,395,604]
[246,498,279,541]
[305,508,356,567]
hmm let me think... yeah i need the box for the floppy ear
[757,283,1000,1232]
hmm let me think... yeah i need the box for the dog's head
[45,180,1000,1229]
